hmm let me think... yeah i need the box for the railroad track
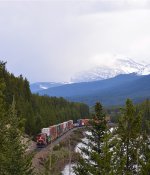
[32,127,81,173]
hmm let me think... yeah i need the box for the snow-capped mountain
[30,82,65,93]
[71,58,150,83]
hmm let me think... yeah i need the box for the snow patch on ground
[62,131,91,175]
[61,164,76,175]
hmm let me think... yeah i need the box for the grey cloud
[0,1,150,82]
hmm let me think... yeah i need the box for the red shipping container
[82,119,89,126]
[50,125,57,141]
[56,123,64,137]
[68,120,73,129]
[61,123,64,135]
[77,119,90,126]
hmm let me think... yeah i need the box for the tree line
[0,61,89,136]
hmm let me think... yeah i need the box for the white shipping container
[42,128,50,136]
[63,122,67,131]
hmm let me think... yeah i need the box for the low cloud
[0,1,150,82]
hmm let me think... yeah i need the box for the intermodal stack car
[77,119,90,127]
[36,120,73,147]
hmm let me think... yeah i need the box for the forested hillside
[0,61,89,135]
[106,99,150,130]
[39,73,150,106]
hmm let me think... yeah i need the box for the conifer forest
[0,61,150,175]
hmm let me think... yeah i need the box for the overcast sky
[0,0,150,83]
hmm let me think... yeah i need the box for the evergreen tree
[0,61,34,174]
[0,96,34,174]
[113,99,144,174]
[3,98,34,175]
[74,102,113,175]
[0,62,8,174]
[140,130,150,175]
[141,99,150,134]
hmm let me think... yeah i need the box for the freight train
[36,119,89,147]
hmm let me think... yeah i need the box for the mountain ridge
[30,82,65,93]
[38,73,150,106]
[71,58,150,83]
[30,58,150,106]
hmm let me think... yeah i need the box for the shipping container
[50,125,57,141]
[83,119,89,126]
[63,121,68,132]
[68,120,73,129]
[37,119,77,148]
[41,128,51,143]
[77,119,82,127]
[77,119,89,126]
[56,123,64,137]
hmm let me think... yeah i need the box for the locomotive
[36,119,89,147]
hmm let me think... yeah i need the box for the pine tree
[142,99,150,134]
[0,62,8,174]
[113,99,144,174]
[0,72,34,175]
[74,102,113,175]
[3,97,34,175]
[140,130,150,175]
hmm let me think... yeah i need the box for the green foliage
[136,99,150,134]
[105,105,121,123]
[74,102,113,175]
[0,62,8,174]
[1,99,33,175]
[75,99,150,175]
[113,99,150,174]
[0,62,33,175]
[0,61,89,136]
[0,60,89,174]
[30,95,89,135]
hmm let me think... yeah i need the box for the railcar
[67,120,73,129]
[77,119,89,127]
[36,120,73,147]
[49,125,57,141]
[56,123,64,137]
[36,119,84,147]
[63,121,68,132]
[36,133,48,147]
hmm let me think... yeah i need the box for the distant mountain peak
[71,58,150,83]
[30,82,65,93]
